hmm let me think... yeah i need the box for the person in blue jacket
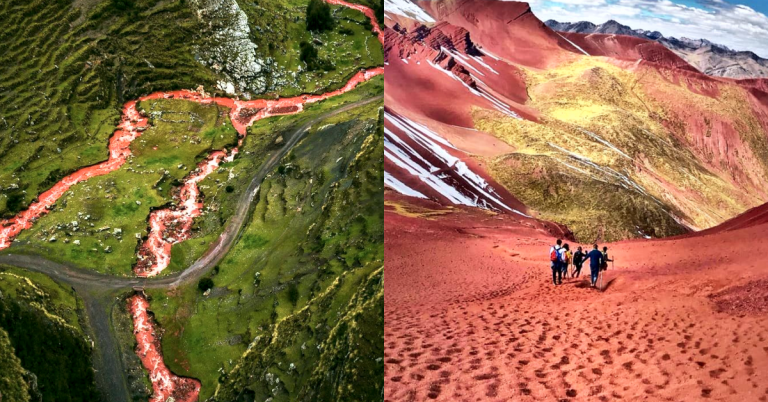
[585,244,604,288]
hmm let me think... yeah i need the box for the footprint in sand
[427,382,442,399]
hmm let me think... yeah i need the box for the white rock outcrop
[191,0,267,94]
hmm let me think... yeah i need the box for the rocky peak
[545,18,768,79]
[384,22,478,88]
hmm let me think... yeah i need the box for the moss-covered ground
[8,99,239,276]
[0,326,30,402]
[144,96,383,400]
[245,0,384,97]
[0,0,382,220]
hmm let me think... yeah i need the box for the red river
[0,71,384,277]
[133,67,383,277]
[2,1,383,400]
[129,294,201,402]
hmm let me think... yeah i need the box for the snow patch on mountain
[384,0,435,23]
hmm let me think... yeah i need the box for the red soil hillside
[384,2,768,401]
[560,32,700,73]
[384,0,768,241]
[383,14,539,213]
[384,197,768,401]
[384,108,527,213]
[416,0,582,68]
[685,201,768,238]
[384,20,533,127]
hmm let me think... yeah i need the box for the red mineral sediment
[129,294,201,402]
[0,102,149,249]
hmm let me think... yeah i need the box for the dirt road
[0,95,382,402]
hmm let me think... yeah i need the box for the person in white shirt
[549,239,563,285]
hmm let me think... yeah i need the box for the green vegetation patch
[242,0,384,97]
[0,264,97,402]
[0,0,382,222]
[146,93,383,400]
[9,99,238,276]
[0,327,30,402]
[0,0,218,218]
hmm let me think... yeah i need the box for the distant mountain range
[546,19,768,79]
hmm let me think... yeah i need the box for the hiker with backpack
[586,244,604,288]
[572,246,586,278]
[549,239,564,285]
[562,244,572,278]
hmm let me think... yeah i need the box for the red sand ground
[384,194,768,402]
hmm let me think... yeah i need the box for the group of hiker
[549,239,612,288]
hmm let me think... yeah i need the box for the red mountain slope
[384,0,768,242]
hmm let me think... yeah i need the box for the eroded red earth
[384,193,768,401]
[129,294,201,402]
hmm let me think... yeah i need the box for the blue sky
[726,0,768,14]
[528,0,768,57]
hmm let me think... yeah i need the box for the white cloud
[532,0,768,57]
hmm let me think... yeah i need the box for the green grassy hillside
[0,0,216,219]
[144,89,383,400]
[0,265,97,402]
[0,327,30,402]
[0,0,382,221]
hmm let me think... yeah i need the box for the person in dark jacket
[572,246,586,278]
[602,246,613,271]
[586,244,604,288]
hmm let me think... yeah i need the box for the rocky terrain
[546,19,768,79]
[384,0,768,242]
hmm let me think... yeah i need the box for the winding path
[0,94,382,402]
[0,95,382,289]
